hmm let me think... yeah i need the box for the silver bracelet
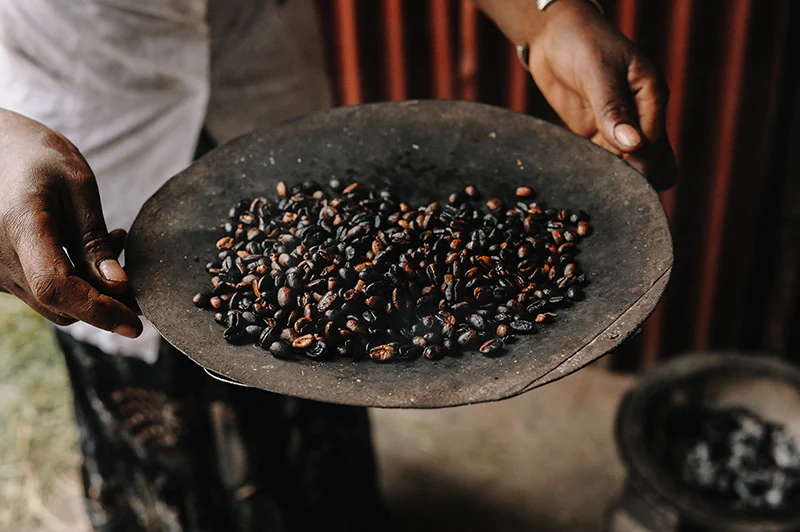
[517,0,605,72]
[537,0,604,14]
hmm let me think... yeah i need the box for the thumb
[584,63,643,153]
[65,174,129,296]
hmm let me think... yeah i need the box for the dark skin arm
[474,0,677,190]
[0,109,142,338]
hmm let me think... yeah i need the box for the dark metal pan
[126,100,672,408]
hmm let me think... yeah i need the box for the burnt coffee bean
[567,286,585,301]
[285,269,303,290]
[245,325,264,338]
[259,326,279,347]
[224,327,250,344]
[269,341,294,359]
[467,314,486,331]
[305,340,328,359]
[510,319,534,332]
[457,328,478,346]
[317,291,338,312]
[197,180,591,363]
[423,345,444,360]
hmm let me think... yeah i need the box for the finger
[582,59,644,153]
[624,136,678,191]
[630,62,669,144]
[108,228,127,258]
[107,229,142,315]
[62,168,128,295]
[3,278,77,326]
[14,210,143,337]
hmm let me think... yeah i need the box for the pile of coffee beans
[192,180,591,362]
[668,406,800,509]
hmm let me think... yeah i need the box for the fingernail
[614,124,641,148]
[100,259,127,283]
[114,324,139,339]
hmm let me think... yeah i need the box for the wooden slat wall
[315,0,799,368]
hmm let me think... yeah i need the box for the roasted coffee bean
[457,328,478,346]
[245,325,264,338]
[196,180,591,363]
[224,327,250,344]
[480,339,503,355]
[292,334,314,350]
[318,291,338,312]
[423,345,444,360]
[535,312,557,324]
[567,286,585,301]
[277,286,295,308]
[216,236,235,251]
[510,319,534,332]
[259,326,279,347]
[467,314,486,331]
[306,340,328,359]
[193,292,212,309]
[269,341,293,359]
[370,344,397,362]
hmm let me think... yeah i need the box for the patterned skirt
[55,330,385,532]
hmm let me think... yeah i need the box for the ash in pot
[667,406,800,510]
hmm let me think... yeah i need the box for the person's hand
[526,0,677,190]
[0,109,142,337]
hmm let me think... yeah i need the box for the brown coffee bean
[292,334,314,349]
[277,286,295,308]
[216,236,235,250]
[369,344,396,362]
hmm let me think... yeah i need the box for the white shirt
[0,0,332,362]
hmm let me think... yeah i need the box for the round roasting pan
[126,100,672,408]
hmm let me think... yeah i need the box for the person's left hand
[525,0,677,190]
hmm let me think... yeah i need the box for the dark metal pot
[610,353,800,532]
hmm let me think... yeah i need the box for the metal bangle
[518,0,605,72]
[537,0,604,14]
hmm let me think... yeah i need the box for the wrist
[520,0,606,70]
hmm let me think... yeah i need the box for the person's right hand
[0,109,142,338]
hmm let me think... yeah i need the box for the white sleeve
[0,0,210,361]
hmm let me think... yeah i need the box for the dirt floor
[0,294,635,531]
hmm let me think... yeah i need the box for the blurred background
[0,0,797,530]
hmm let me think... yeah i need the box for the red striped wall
[315,0,798,368]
